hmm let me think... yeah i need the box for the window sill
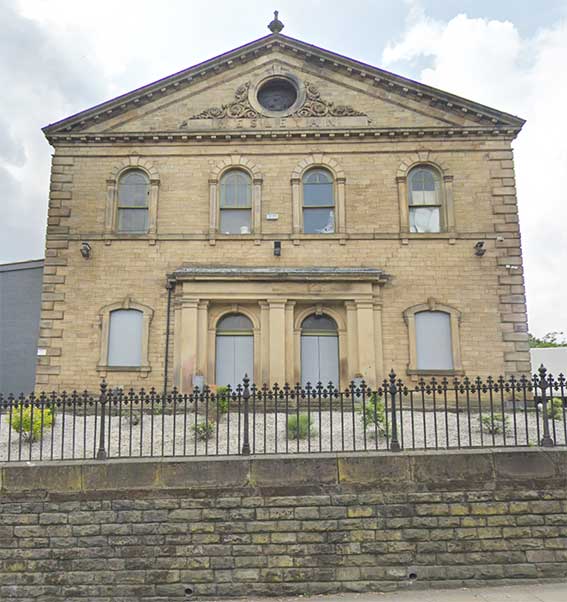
[97,365,151,373]
[406,369,465,377]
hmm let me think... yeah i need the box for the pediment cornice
[46,125,521,146]
[43,33,525,141]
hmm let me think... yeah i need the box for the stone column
[259,301,270,385]
[285,301,296,385]
[373,296,385,385]
[345,301,359,377]
[197,301,209,381]
[268,300,287,386]
[179,298,199,392]
[356,300,377,387]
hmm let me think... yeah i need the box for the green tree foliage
[528,331,567,348]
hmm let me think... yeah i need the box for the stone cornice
[171,265,389,283]
[43,33,525,139]
[46,125,521,146]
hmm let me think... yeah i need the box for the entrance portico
[171,266,389,391]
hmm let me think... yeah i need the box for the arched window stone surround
[105,157,160,239]
[293,305,347,386]
[97,297,154,373]
[403,298,463,376]
[209,156,263,238]
[291,155,346,236]
[396,152,455,235]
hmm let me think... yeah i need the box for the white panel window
[415,311,453,370]
[215,313,254,386]
[301,314,339,386]
[108,309,143,367]
[408,167,442,233]
[220,170,252,234]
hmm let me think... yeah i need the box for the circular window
[257,78,298,112]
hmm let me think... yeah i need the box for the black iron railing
[0,366,565,462]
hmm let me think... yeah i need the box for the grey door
[301,334,339,387]
[216,335,254,387]
[215,313,254,387]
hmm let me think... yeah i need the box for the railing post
[389,369,401,452]
[241,375,251,455]
[538,365,554,448]
[97,379,108,460]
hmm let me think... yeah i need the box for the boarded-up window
[415,311,453,370]
[108,309,143,366]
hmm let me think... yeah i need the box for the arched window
[108,309,143,367]
[117,169,150,233]
[408,166,442,233]
[219,170,252,234]
[415,311,453,370]
[303,168,335,234]
[301,314,339,386]
[215,313,254,386]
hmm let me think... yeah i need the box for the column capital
[268,299,287,309]
[355,300,374,310]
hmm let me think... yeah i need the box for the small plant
[10,405,54,442]
[358,395,388,434]
[547,398,564,420]
[479,414,509,434]
[192,420,214,441]
[215,386,230,415]
[287,414,315,440]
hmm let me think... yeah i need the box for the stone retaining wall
[1,449,566,599]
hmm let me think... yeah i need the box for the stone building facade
[38,19,529,393]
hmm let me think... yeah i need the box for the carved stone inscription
[180,81,370,130]
[185,115,371,130]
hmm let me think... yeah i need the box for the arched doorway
[215,313,254,387]
[301,314,339,387]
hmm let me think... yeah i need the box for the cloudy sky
[1,0,566,338]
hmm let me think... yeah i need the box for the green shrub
[547,398,564,420]
[479,414,509,434]
[287,414,315,440]
[358,395,387,434]
[216,386,230,415]
[10,405,54,442]
[192,420,214,441]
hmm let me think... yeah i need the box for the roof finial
[268,10,284,34]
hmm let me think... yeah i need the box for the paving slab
[218,581,567,602]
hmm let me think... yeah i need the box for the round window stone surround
[248,73,305,118]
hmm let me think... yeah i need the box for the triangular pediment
[43,33,524,142]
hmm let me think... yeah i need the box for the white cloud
[383,12,567,338]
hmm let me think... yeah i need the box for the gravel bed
[0,408,565,462]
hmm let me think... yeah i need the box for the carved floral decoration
[180,81,366,126]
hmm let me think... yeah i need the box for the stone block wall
[1,449,566,599]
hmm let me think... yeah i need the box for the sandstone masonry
[1,449,566,599]
[36,29,530,393]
